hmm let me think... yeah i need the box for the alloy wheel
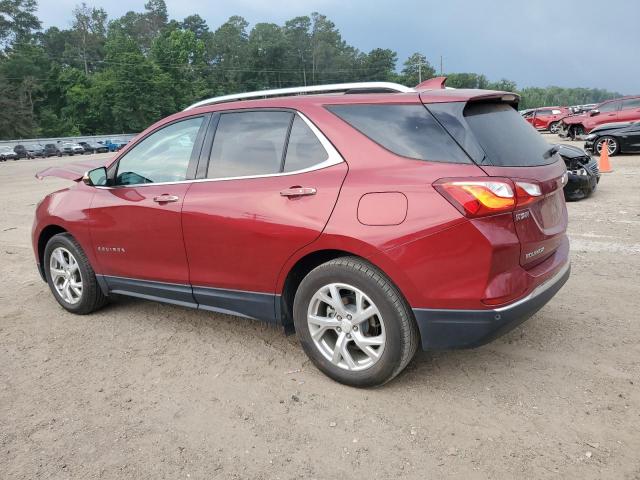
[596,138,617,155]
[49,247,83,304]
[307,283,386,371]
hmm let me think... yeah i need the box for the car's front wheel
[44,233,107,314]
[293,257,419,387]
[595,136,620,156]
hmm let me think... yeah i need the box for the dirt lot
[1,136,639,479]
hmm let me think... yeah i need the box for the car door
[618,124,640,152]
[595,100,621,126]
[532,109,550,129]
[87,114,209,304]
[618,98,640,123]
[181,109,347,322]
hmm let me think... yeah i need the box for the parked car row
[523,96,640,142]
[0,138,128,161]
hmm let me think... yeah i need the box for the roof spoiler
[415,76,448,90]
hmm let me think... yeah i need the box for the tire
[570,125,585,140]
[44,233,107,315]
[548,121,560,134]
[293,257,419,387]
[595,136,620,156]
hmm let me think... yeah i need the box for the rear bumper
[413,261,570,350]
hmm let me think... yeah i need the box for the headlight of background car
[570,168,588,176]
[585,134,596,140]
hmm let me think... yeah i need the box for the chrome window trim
[98,111,344,189]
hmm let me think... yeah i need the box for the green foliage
[402,53,435,86]
[0,1,626,140]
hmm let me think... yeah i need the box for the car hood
[35,157,110,181]
[562,113,588,124]
[553,143,590,159]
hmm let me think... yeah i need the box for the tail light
[434,178,542,218]
[514,181,542,206]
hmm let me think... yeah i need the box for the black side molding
[97,275,279,323]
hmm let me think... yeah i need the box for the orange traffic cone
[598,140,613,173]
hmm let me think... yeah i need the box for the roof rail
[184,82,414,110]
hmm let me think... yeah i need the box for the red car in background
[32,81,570,387]
[522,107,570,133]
[561,95,640,139]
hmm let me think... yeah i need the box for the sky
[36,0,640,94]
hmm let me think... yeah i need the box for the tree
[401,53,434,86]
[444,72,489,89]
[208,16,249,93]
[246,23,287,88]
[181,14,210,43]
[283,16,311,85]
[362,48,397,81]
[70,3,107,74]
[0,0,41,48]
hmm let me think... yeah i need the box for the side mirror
[589,109,600,116]
[83,166,108,187]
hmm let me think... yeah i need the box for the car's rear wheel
[44,233,107,314]
[548,121,560,134]
[595,136,620,156]
[293,257,419,387]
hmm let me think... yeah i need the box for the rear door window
[327,104,470,163]
[463,103,554,166]
[622,98,640,110]
[207,111,293,179]
[283,116,328,172]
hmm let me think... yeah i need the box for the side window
[283,116,328,172]
[116,116,204,185]
[599,101,620,113]
[622,98,640,110]
[327,104,470,163]
[208,111,292,179]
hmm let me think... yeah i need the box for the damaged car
[560,96,640,139]
[584,122,640,156]
[555,144,600,201]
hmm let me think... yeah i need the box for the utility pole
[440,55,443,76]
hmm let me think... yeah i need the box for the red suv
[561,96,640,138]
[522,106,569,133]
[32,81,570,387]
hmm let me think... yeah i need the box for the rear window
[327,104,470,163]
[464,103,554,166]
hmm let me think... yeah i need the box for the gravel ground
[1,136,639,479]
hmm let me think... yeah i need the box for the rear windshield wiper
[543,145,560,159]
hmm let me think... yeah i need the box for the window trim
[99,110,343,189]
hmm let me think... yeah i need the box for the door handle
[280,187,317,197]
[153,194,179,203]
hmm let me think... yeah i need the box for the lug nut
[347,315,352,320]
[337,327,341,332]
[346,334,351,339]
[353,326,358,331]
[337,316,342,320]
